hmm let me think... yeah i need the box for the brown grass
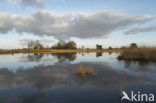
[75,65,97,77]
[118,47,156,62]
[0,49,123,54]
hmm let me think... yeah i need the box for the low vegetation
[118,47,156,62]
[75,65,97,77]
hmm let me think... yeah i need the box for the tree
[34,44,44,49]
[96,44,102,49]
[130,43,138,48]
[28,41,34,49]
[65,41,77,49]
[51,40,77,49]
[56,40,66,49]
[82,45,84,49]
[109,46,112,49]
[27,40,44,49]
[121,46,126,49]
[51,40,66,49]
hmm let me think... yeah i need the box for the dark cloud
[125,25,156,34]
[15,0,45,8]
[0,13,13,33]
[1,0,64,8]
[0,10,155,38]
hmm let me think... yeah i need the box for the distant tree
[34,40,44,49]
[130,43,138,48]
[65,41,77,49]
[109,46,112,49]
[45,46,49,49]
[121,46,126,49]
[28,41,35,49]
[33,44,44,49]
[51,40,77,49]
[27,40,44,49]
[82,45,84,49]
[56,40,66,49]
[96,44,102,49]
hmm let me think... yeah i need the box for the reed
[0,49,123,54]
[118,47,156,62]
[75,65,97,77]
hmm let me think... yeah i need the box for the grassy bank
[0,49,123,54]
[118,47,156,62]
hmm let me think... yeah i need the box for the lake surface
[0,52,156,103]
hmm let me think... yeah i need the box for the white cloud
[0,10,155,39]
[125,25,156,34]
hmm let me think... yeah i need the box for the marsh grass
[118,47,156,62]
[75,65,97,77]
[0,49,123,54]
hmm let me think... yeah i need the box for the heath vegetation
[118,47,156,62]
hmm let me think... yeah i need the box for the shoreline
[0,49,123,54]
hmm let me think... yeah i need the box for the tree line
[27,40,138,50]
[27,40,77,50]
[95,43,138,50]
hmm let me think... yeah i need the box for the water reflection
[51,53,77,62]
[27,53,44,62]
[0,53,156,103]
[0,63,153,91]
[96,52,102,57]
[118,58,156,67]
[0,62,155,103]
[25,53,77,62]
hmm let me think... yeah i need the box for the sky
[0,0,156,49]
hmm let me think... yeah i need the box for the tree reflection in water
[26,53,77,62]
[51,53,77,62]
[27,53,44,62]
[96,52,102,57]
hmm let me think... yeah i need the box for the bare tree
[27,40,44,49]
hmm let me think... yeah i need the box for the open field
[118,47,156,62]
[0,49,123,54]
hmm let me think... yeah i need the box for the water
[0,52,156,103]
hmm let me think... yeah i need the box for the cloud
[19,38,55,46]
[1,0,10,2]
[1,0,65,8]
[0,10,155,38]
[0,13,13,33]
[15,0,46,8]
[125,25,156,34]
